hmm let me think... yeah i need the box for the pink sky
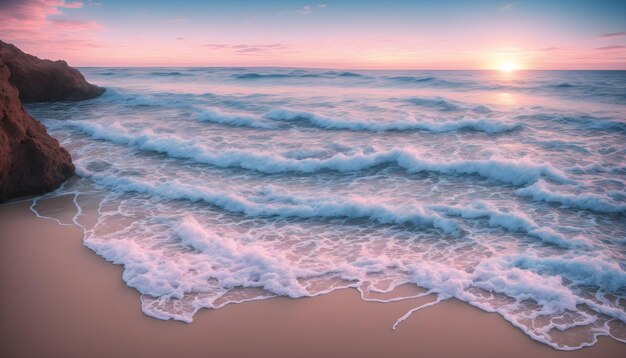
[0,0,624,69]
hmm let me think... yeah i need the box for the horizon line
[74,65,626,71]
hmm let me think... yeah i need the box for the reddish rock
[0,60,74,200]
[0,40,105,200]
[0,39,105,200]
[0,40,105,102]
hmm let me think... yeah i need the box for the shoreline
[1,198,624,358]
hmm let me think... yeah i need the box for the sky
[0,0,625,69]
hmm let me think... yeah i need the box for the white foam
[56,120,569,187]
[176,216,310,297]
[195,107,278,129]
[515,181,626,214]
[30,184,626,349]
[264,108,520,133]
[430,202,590,248]
[97,89,277,129]
[406,96,462,111]
[510,255,626,293]
[75,168,459,234]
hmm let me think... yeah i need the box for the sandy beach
[1,2,626,357]
[0,196,623,358]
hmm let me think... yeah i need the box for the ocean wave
[395,96,492,114]
[378,75,626,103]
[566,163,626,175]
[510,255,626,293]
[175,216,311,295]
[57,120,569,186]
[233,73,292,79]
[551,82,575,88]
[91,89,276,129]
[195,107,278,129]
[384,75,468,88]
[75,169,459,234]
[387,76,435,83]
[515,181,626,215]
[406,96,461,111]
[335,71,363,77]
[469,254,626,347]
[80,198,624,345]
[516,113,626,132]
[264,108,520,133]
[88,90,514,134]
[149,71,191,77]
[95,88,183,107]
[233,71,365,80]
[430,202,589,248]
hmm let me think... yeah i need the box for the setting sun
[499,61,517,72]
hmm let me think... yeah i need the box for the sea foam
[57,119,568,186]
[264,108,520,133]
[27,67,626,350]
[515,181,626,214]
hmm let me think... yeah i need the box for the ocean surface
[27,68,625,350]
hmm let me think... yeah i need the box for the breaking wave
[52,120,568,186]
[264,108,519,133]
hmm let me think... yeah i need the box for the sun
[498,61,517,72]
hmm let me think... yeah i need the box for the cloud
[0,0,101,58]
[596,45,626,50]
[0,1,75,27]
[63,1,83,8]
[47,17,101,30]
[501,3,513,10]
[231,44,286,49]
[202,43,291,55]
[202,43,231,49]
[297,5,312,14]
[233,47,268,54]
[0,1,89,30]
[537,47,558,52]
[599,32,626,39]
[295,3,328,15]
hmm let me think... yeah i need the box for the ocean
[26,68,625,350]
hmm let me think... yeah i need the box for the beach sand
[0,197,624,358]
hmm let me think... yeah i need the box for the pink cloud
[48,17,101,31]
[599,32,626,39]
[0,0,101,61]
[201,43,291,56]
[0,1,83,28]
[596,45,626,50]
[63,1,84,8]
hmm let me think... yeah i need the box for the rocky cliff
[0,41,104,201]
[0,41,105,102]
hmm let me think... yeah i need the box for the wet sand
[0,198,624,358]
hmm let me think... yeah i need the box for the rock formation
[0,41,104,201]
[0,40,105,102]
